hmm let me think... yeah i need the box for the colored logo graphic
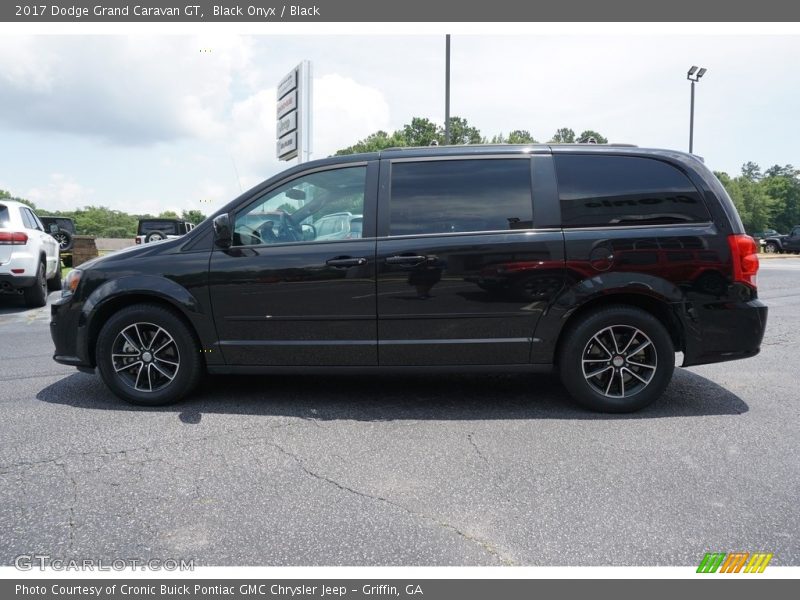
[697,552,773,573]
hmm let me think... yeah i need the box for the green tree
[741,161,762,182]
[158,210,179,219]
[400,117,440,147]
[443,116,482,145]
[577,130,608,144]
[549,127,576,143]
[507,129,538,144]
[335,130,406,155]
[181,209,206,225]
[720,168,773,234]
[762,165,800,232]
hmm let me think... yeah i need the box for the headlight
[63,269,82,296]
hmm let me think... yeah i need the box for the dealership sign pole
[276,60,312,163]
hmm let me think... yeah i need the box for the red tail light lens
[728,234,759,288]
[0,231,28,245]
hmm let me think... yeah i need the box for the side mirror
[213,213,232,248]
[301,223,316,241]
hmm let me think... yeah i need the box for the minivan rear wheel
[96,304,202,406]
[558,305,675,413]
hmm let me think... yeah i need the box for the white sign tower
[276,61,312,163]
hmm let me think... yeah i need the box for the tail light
[728,234,759,288]
[0,231,28,245]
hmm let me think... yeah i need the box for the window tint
[30,211,44,231]
[139,221,180,235]
[234,166,366,246]
[21,208,38,230]
[555,155,710,228]
[389,159,533,236]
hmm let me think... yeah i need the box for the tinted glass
[389,159,533,236]
[139,221,179,235]
[555,155,710,227]
[234,166,366,246]
[0,205,9,228]
[21,208,37,230]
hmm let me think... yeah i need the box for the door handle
[385,255,428,265]
[326,256,367,268]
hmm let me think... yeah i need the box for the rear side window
[0,205,9,228]
[21,208,41,230]
[139,221,179,235]
[389,159,533,236]
[555,155,710,228]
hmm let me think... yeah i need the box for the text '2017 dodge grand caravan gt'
[50,145,767,412]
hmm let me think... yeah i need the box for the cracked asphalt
[0,260,798,566]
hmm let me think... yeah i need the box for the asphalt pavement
[0,259,798,566]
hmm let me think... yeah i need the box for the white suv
[0,200,61,307]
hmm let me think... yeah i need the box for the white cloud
[26,174,94,211]
[312,73,392,156]
[0,35,252,145]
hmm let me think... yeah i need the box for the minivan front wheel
[96,304,202,406]
[558,305,675,413]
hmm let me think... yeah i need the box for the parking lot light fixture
[687,65,707,154]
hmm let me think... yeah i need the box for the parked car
[39,216,76,267]
[135,219,195,244]
[50,144,766,412]
[1,200,61,306]
[313,212,363,241]
[761,226,800,254]
[751,228,779,242]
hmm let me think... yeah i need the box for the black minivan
[51,145,767,412]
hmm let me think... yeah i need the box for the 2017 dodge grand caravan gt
[50,144,767,412]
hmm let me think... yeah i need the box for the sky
[0,33,798,216]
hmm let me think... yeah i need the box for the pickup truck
[762,226,800,254]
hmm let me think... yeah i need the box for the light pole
[444,34,451,145]
[687,66,707,154]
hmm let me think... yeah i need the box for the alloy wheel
[111,322,181,393]
[581,325,657,398]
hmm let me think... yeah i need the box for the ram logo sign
[696,552,773,573]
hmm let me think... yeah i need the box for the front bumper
[681,298,768,367]
[50,294,94,369]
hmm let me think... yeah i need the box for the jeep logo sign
[277,111,297,137]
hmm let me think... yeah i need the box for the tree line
[0,190,205,238]
[2,115,798,237]
[714,163,800,234]
[334,116,607,154]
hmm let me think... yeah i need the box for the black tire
[146,231,166,243]
[96,304,202,406]
[764,242,779,254]
[54,230,74,251]
[558,305,675,413]
[47,269,62,291]
[23,261,48,308]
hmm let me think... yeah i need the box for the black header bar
[2,0,800,22]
